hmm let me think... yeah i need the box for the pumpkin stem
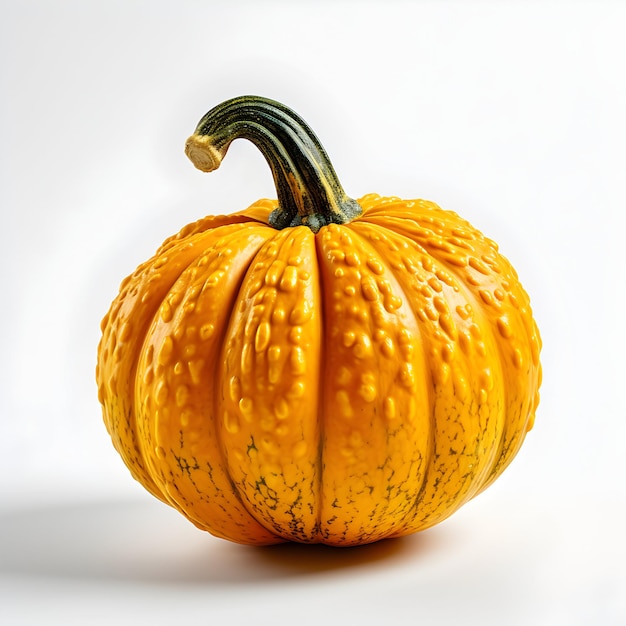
[185,96,362,233]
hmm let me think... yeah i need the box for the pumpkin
[96,96,541,546]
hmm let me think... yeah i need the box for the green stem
[185,95,362,233]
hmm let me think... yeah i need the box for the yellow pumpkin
[96,96,541,546]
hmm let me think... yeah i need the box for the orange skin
[97,194,541,546]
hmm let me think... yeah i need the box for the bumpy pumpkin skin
[97,191,541,546]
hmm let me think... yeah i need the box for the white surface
[1,1,625,624]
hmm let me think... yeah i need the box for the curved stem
[185,96,362,232]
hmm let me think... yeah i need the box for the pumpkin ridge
[312,231,327,544]
[130,236,207,504]
[362,212,537,504]
[100,227,244,504]
[209,227,285,542]
[315,223,432,543]
[349,217,503,531]
[348,221,436,535]
[475,281,541,491]
[135,222,281,542]
[457,287,510,497]
[215,226,322,542]
[189,223,288,543]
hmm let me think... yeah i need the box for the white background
[1,1,625,624]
